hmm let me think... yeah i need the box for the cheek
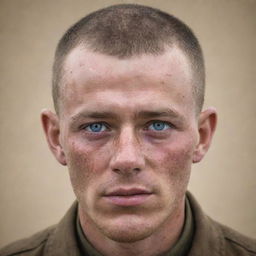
[151,139,194,167]
[64,138,109,198]
[147,134,195,185]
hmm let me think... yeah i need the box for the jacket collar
[45,201,81,256]
[187,192,224,256]
[44,192,224,256]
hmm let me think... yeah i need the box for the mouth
[103,187,153,206]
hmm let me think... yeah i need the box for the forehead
[60,45,194,115]
[63,45,192,87]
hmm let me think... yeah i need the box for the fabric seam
[225,237,256,254]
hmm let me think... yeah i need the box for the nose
[109,126,145,174]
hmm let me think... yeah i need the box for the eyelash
[80,120,173,133]
[80,122,110,133]
[146,120,172,131]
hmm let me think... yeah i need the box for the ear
[41,109,67,165]
[193,107,217,163]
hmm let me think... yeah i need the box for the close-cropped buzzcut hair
[52,4,205,114]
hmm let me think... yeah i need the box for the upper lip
[105,187,152,196]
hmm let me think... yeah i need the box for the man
[1,4,255,256]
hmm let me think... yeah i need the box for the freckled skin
[50,45,210,255]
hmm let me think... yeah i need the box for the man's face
[58,46,200,242]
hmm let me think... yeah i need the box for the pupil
[154,122,164,130]
[91,124,101,131]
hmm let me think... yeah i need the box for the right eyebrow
[70,111,118,122]
[69,111,118,131]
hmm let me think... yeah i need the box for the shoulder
[186,192,256,255]
[213,219,256,255]
[0,202,79,256]
[0,225,56,256]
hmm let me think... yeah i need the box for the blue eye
[148,121,171,131]
[86,123,107,132]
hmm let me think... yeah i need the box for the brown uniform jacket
[1,192,256,256]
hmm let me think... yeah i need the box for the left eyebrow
[136,109,186,122]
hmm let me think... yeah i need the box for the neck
[78,198,186,256]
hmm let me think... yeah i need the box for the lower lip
[104,194,152,206]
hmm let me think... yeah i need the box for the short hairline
[52,4,205,115]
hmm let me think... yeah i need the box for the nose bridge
[110,125,145,172]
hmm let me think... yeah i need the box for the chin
[97,215,160,243]
[103,225,154,243]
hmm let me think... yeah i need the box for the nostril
[113,168,121,173]
[112,167,141,174]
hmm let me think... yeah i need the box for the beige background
[0,0,255,247]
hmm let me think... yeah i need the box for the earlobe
[41,109,67,166]
[193,107,217,163]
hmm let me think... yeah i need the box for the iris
[149,121,170,131]
[87,123,107,132]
